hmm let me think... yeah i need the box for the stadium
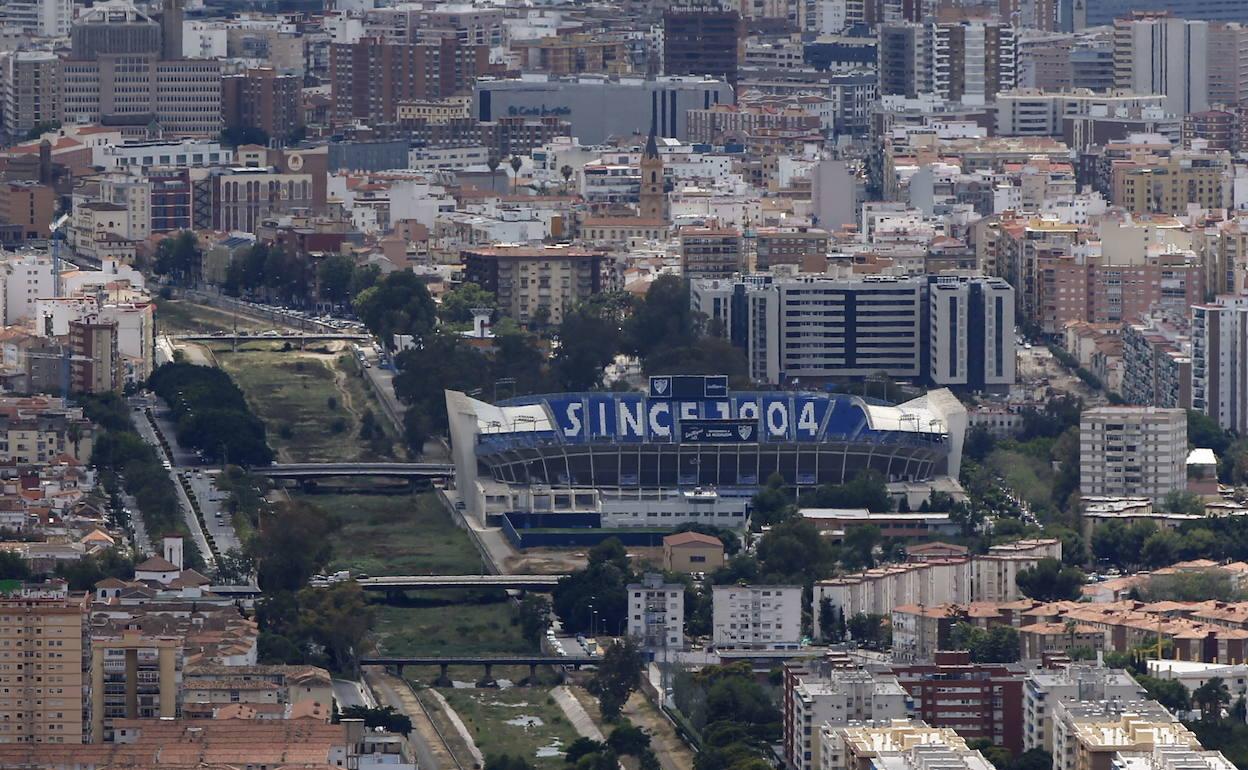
[446,377,967,545]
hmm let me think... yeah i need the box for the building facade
[0,583,87,744]
[712,584,802,649]
[626,574,685,651]
[1079,406,1187,502]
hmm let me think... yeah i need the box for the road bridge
[357,574,565,591]
[360,656,599,686]
[175,333,369,342]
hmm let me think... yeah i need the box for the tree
[213,548,254,585]
[565,739,607,764]
[354,271,437,348]
[518,594,551,647]
[561,164,574,193]
[800,471,893,513]
[248,500,338,592]
[1135,674,1191,712]
[339,705,412,735]
[847,614,890,649]
[756,517,836,583]
[349,264,381,297]
[0,550,29,581]
[509,155,523,192]
[951,623,1020,663]
[439,282,496,326]
[1195,678,1231,721]
[486,755,535,770]
[1163,489,1205,515]
[842,525,881,571]
[153,231,199,283]
[54,549,134,591]
[1015,559,1085,601]
[317,255,357,303]
[295,581,375,674]
[590,638,644,721]
[553,304,622,390]
[607,722,651,756]
[487,154,501,193]
[818,597,845,642]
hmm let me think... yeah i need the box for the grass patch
[437,686,582,770]
[373,598,536,657]
[310,492,482,576]
[154,298,269,335]
[216,350,398,462]
[984,448,1055,512]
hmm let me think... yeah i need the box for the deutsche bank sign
[546,393,851,444]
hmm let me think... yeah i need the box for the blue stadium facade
[446,377,968,530]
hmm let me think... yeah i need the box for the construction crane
[49,212,69,297]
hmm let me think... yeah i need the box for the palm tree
[509,155,523,193]
[560,164,574,194]
[487,153,500,193]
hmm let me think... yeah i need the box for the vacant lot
[438,687,581,770]
[216,349,402,463]
[315,492,482,577]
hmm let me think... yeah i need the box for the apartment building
[461,245,603,326]
[783,664,910,770]
[1051,700,1202,770]
[1121,319,1191,411]
[995,90,1167,139]
[1208,23,1248,106]
[820,720,992,770]
[0,52,60,142]
[893,651,1026,754]
[0,397,95,464]
[692,272,1015,388]
[1193,296,1248,433]
[1079,407,1187,502]
[877,21,1016,103]
[663,8,742,86]
[221,67,303,141]
[972,538,1064,603]
[1109,152,1231,216]
[69,315,122,394]
[626,574,685,651]
[328,37,489,127]
[711,584,801,649]
[0,0,71,38]
[0,582,87,744]
[1113,13,1209,116]
[1023,666,1146,752]
[754,227,830,273]
[679,225,744,280]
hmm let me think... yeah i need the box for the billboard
[546,393,859,444]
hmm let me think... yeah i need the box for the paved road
[364,669,453,770]
[130,409,215,570]
[333,678,376,710]
[185,469,241,554]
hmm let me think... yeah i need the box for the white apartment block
[0,0,72,38]
[815,539,1061,640]
[2,251,55,326]
[1023,666,1146,753]
[1193,297,1248,434]
[1079,407,1187,503]
[995,90,1167,138]
[712,585,802,649]
[626,574,685,651]
[789,669,911,770]
[820,721,993,770]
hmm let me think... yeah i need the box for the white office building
[1113,15,1209,116]
[626,573,685,651]
[712,584,802,649]
[1079,406,1187,503]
